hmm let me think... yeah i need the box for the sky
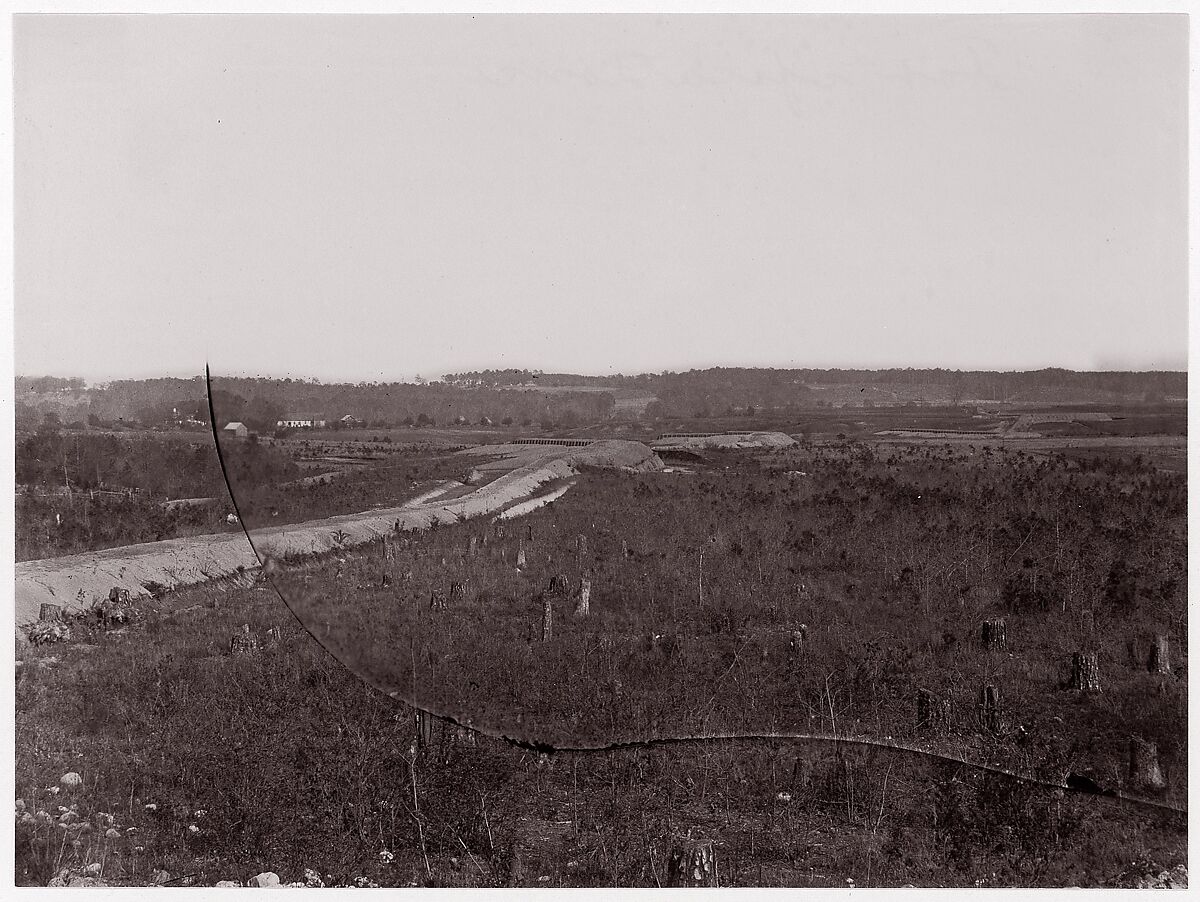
[14,13,1189,384]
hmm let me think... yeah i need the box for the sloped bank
[14,441,662,628]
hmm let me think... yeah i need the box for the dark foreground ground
[15,438,1187,887]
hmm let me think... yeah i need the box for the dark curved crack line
[205,367,1186,822]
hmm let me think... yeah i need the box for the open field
[16,435,1186,887]
[14,441,662,628]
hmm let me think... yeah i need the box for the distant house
[277,415,326,429]
[339,414,363,427]
[223,421,249,439]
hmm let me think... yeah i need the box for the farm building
[339,414,363,427]
[277,415,327,429]
[222,421,249,439]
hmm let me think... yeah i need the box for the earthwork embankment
[15,440,662,628]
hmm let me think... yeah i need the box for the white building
[277,416,327,429]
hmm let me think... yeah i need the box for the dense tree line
[39,377,614,429]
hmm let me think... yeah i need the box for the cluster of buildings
[221,413,364,440]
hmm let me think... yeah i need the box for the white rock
[251,872,280,887]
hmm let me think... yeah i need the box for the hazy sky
[15,14,1188,383]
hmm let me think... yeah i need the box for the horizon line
[14,362,1190,386]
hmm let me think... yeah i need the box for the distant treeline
[15,367,1186,431]
[444,366,1185,395]
[21,376,615,431]
[14,376,87,393]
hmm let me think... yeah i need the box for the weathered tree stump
[229,624,259,655]
[467,535,478,558]
[787,625,809,660]
[547,574,569,595]
[516,543,527,568]
[981,618,1007,651]
[449,581,466,601]
[1071,652,1101,692]
[39,603,62,622]
[666,839,718,887]
[541,596,553,642]
[526,524,534,542]
[574,577,591,617]
[429,591,448,612]
[978,685,1002,734]
[416,709,434,749]
[916,689,951,733]
[1129,737,1166,791]
[1148,634,1170,675]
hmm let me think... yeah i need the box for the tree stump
[382,537,396,561]
[449,581,466,601]
[467,535,478,558]
[230,624,259,655]
[541,596,553,642]
[416,709,434,749]
[526,524,534,543]
[39,603,62,622]
[981,618,1006,651]
[547,574,569,595]
[1071,652,1101,692]
[574,577,591,617]
[1148,634,1170,675]
[666,839,717,887]
[788,623,809,652]
[916,689,951,733]
[516,543,527,568]
[1129,737,1166,791]
[978,685,1002,734]
[429,591,448,612]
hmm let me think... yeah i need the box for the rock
[68,876,107,887]
[215,880,241,887]
[251,872,280,887]
[151,869,171,885]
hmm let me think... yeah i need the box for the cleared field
[15,441,662,628]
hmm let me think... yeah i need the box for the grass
[15,438,1187,886]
